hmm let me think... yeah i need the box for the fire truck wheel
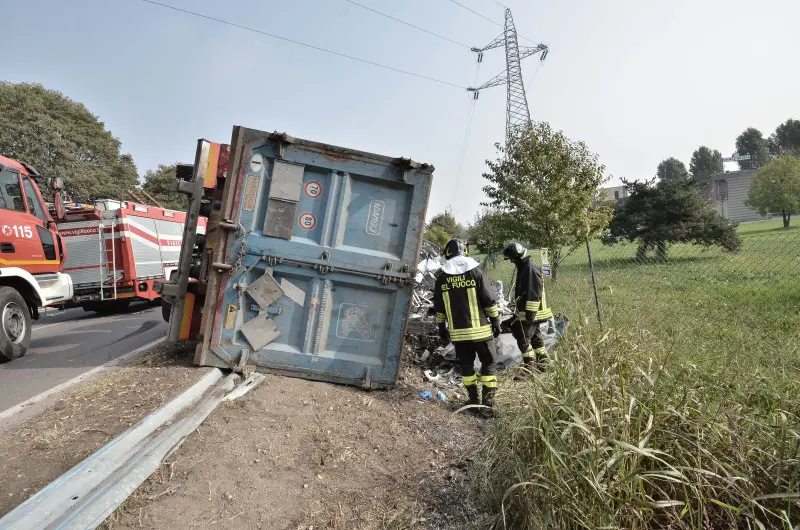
[0,286,31,362]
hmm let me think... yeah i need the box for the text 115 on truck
[0,155,73,361]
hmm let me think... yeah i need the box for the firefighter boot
[514,346,536,380]
[464,385,481,415]
[462,374,481,413]
[534,347,548,372]
[480,375,498,418]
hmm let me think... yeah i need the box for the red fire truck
[57,200,207,313]
[0,155,73,361]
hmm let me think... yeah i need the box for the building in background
[600,185,629,204]
[707,170,772,223]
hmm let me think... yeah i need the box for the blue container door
[205,129,432,388]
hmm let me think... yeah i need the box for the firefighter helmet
[443,238,468,259]
[502,242,528,260]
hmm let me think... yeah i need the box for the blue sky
[4,0,799,222]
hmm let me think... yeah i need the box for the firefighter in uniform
[503,242,553,371]
[433,239,501,412]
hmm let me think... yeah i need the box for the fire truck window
[0,169,26,213]
[22,176,48,222]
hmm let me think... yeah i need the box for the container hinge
[269,131,296,158]
[393,157,420,182]
[266,256,282,267]
[314,264,331,274]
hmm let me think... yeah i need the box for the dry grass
[474,324,800,529]
[0,342,200,517]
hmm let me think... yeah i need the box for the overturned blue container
[195,126,434,388]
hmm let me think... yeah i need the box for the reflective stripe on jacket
[514,256,553,322]
[434,264,498,342]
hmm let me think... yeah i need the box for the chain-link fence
[486,226,800,360]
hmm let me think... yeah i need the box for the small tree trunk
[656,240,668,261]
[550,249,560,283]
[783,211,791,229]
[636,242,649,261]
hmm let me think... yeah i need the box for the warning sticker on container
[223,304,237,328]
[242,175,260,212]
[304,180,322,199]
[298,212,317,230]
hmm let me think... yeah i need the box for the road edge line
[0,337,166,432]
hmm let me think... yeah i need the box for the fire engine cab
[0,155,73,361]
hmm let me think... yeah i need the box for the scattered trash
[439,343,456,361]
[419,349,430,362]
[436,391,446,402]
[418,392,433,401]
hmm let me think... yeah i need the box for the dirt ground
[0,343,203,517]
[1,332,496,529]
[103,367,491,529]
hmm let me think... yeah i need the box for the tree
[656,157,689,182]
[482,121,612,279]
[689,146,724,185]
[0,82,138,201]
[745,155,800,229]
[604,178,741,260]
[141,164,185,211]
[466,209,508,256]
[424,225,450,249]
[426,210,466,240]
[735,127,770,170]
[769,119,800,156]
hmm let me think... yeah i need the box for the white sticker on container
[366,199,385,236]
[250,153,264,173]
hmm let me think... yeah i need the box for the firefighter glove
[438,323,450,344]
[490,317,501,338]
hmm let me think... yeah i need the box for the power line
[342,0,470,49]
[456,60,482,186]
[134,0,467,90]
[446,0,503,28]
[525,60,543,92]
[444,0,538,44]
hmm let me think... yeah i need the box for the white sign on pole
[540,247,551,277]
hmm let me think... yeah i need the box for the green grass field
[738,218,799,234]
[477,228,800,528]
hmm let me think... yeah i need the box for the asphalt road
[0,302,167,413]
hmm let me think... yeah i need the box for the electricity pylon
[467,8,548,143]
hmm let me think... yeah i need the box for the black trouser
[455,339,497,390]
[510,317,546,359]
